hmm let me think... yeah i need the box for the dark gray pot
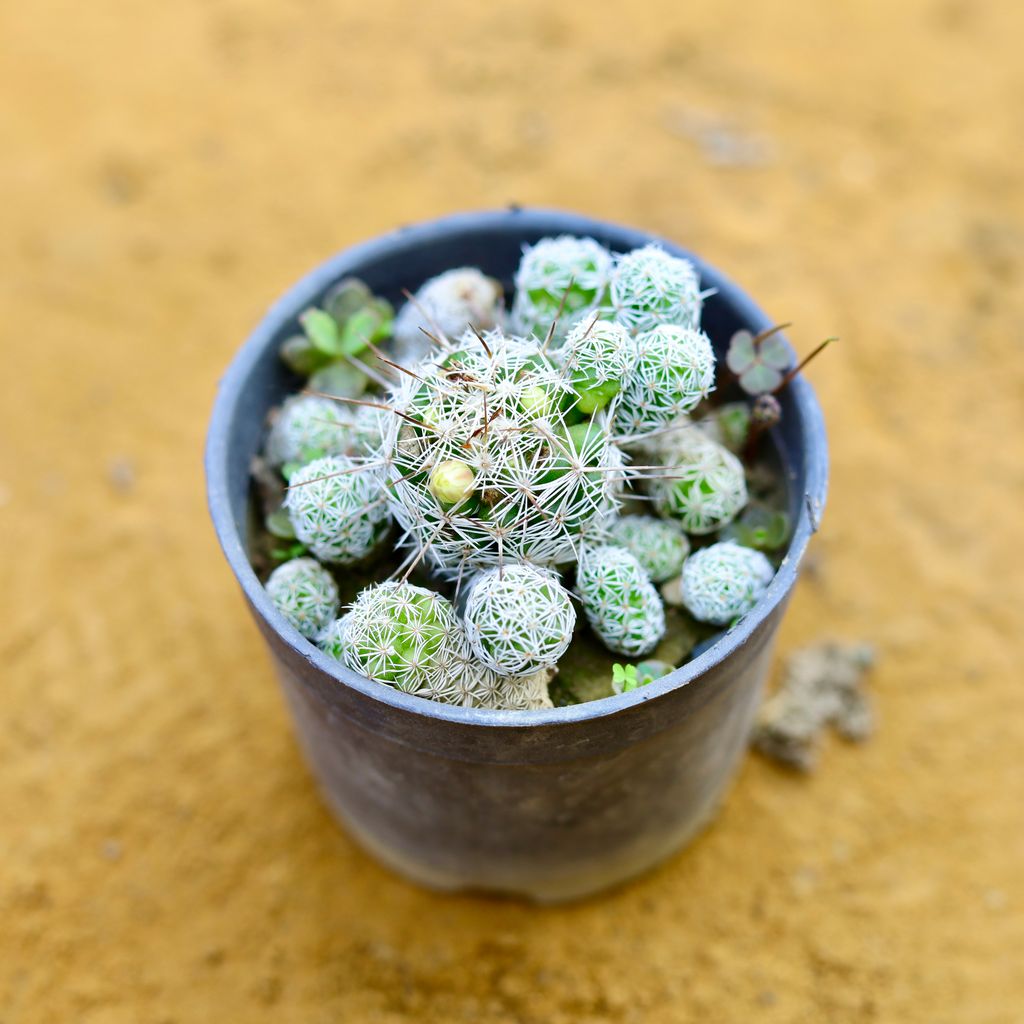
[205,209,828,902]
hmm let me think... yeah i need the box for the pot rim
[205,206,828,729]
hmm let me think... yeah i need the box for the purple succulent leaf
[726,330,756,373]
[759,334,793,372]
[739,362,784,395]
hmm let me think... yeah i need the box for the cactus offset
[265,394,370,468]
[393,268,505,368]
[323,582,469,700]
[463,564,576,676]
[613,324,716,440]
[608,514,690,583]
[284,455,391,564]
[265,557,339,639]
[576,545,666,657]
[681,541,774,625]
[606,244,706,335]
[651,430,747,535]
[511,235,613,342]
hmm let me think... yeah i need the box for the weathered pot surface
[205,208,828,902]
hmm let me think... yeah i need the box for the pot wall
[206,208,828,901]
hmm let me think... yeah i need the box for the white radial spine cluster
[681,541,775,625]
[264,557,340,639]
[463,565,577,676]
[651,431,748,535]
[480,667,556,710]
[327,582,471,697]
[608,514,690,583]
[576,545,666,657]
[284,455,391,564]
[265,394,364,467]
[561,315,633,383]
[511,235,613,342]
[613,324,716,439]
[607,244,705,335]
[392,268,505,367]
[381,330,625,579]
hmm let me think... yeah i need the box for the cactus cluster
[382,330,624,578]
[255,233,800,711]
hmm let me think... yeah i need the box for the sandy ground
[3,0,1023,1020]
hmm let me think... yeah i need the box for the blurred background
[2,0,1022,1020]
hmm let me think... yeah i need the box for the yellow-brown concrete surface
[3,1,1023,1021]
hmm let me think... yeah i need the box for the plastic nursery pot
[205,208,828,903]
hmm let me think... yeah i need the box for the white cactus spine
[463,565,577,677]
[576,545,666,657]
[681,541,775,625]
[651,431,748,535]
[607,244,705,335]
[613,324,716,440]
[284,455,391,564]
[264,557,340,639]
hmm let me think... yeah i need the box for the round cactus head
[264,557,339,639]
[608,514,690,583]
[284,455,391,564]
[613,324,716,440]
[681,541,775,625]
[393,267,505,368]
[511,235,613,342]
[652,430,748,535]
[265,394,369,468]
[576,545,666,657]
[559,314,634,414]
[326,582,470,698]
[607,244,705,335]
[382,331,624,578]
[463,564,577,676]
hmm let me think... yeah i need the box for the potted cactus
[206,209,827,901]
